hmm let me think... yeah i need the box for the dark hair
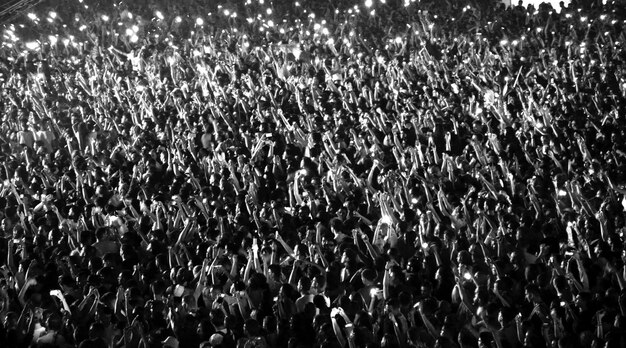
[210,308,225,328]
[298,276,311,292]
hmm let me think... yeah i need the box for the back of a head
[89,321,106,340]
[361,268,377,285]
[95,227,107,241]
[46,313,63,331]
[313,295,327,309]
[244,318,260,337]
[210,308,225,328]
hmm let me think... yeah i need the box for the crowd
[1,0,626,347]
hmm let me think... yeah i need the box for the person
[77,322,107,348]
[295,276,315,313]
[34,313,69,347]
[1,0,626,347]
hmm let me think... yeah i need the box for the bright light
[196,18,204,26]
[125,28,134,36]
[127,12,133,19]
[175,16,182,23]
[48,35,57,44]
[101,15,109,22]
[266,8,272,15]
[49,11,57,19]
[132,25,139,33]
[25,41,39,50]
[155,11,164,20]
[130,35,139,43]
[365,0,373,8]
[395,37,402,44]
[380,215,392,224]
[292,46,301,59]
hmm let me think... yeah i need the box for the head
[298,276,312,295]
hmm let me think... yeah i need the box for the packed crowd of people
[1,0,626,347]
